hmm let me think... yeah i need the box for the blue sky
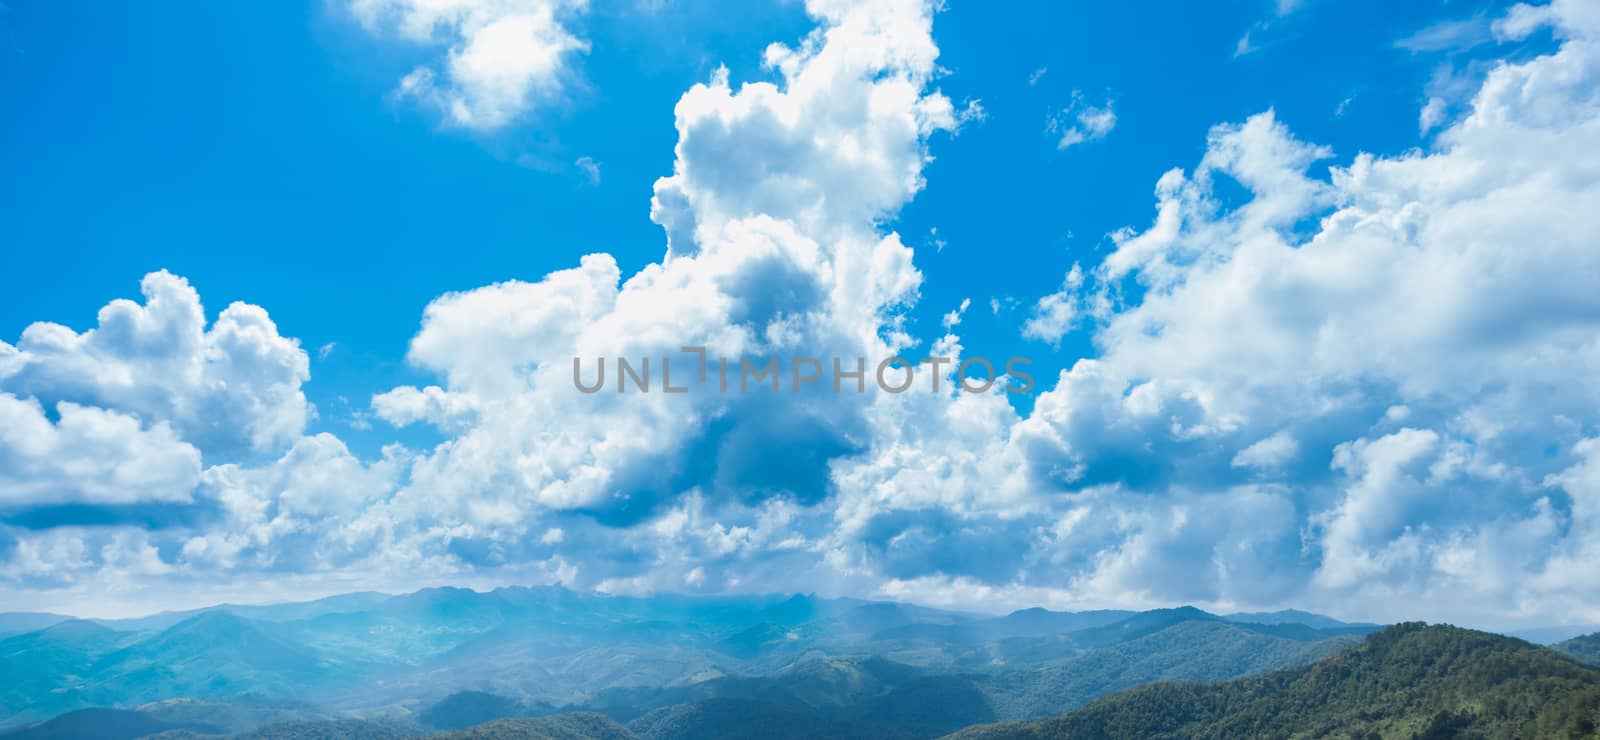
[2,0,1532,448]
[2,0,1597,628]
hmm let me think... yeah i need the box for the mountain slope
[1224,609,1375,631]
[420,691,546,730]
[0,708,212,740]
[0,587,1403,734]
[0,613,69,639]
[0,620,138,725]
[947,623,1600,739]
[588,614,1357,737]
[1558,633,1600,667]
[978,618,1360,720]
[85,612,333,703]
[627,698,907,740]
[436,713,635,739]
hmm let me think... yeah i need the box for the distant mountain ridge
[0,586,1380,735]
[0,613,75,640]
[1223,608,1380,631]
[1558,632,1600,667]
[10,625,1600,739]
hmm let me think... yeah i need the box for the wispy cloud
[575,155,601,185]
[1396,16,1492,53]
[1050,94,1117,150]
[1234,0,1311,58]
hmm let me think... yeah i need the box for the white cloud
[1232,430,1299,470]
[1234,31,1258,58]
[186,434,404,574]
[1002,0,1600,623]
[1021,264,1083,345]
[1050,94,1116,150]
[1493,1,1560,41]
[941,298,970,330]
[10,0,1600,630]
[1396,16,1493,53]
[0,394,201,506]
[1419,96,1448,132]
[363,0,972,541]
[350,0,590,130]
[371,384,480,432]
[575,155,601,184]
[0,270,311,460]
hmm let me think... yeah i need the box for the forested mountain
[0,586,1371,732]
[948,623,1600,739]
[7,615,1599,739]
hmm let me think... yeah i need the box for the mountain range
[1,587,1597,738]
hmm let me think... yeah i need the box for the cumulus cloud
[0,270,311,460]
[350,0,590,130]
[1001,0,1600,623]
[364,0,971,543]
[0,395,201,507]
[1232,430,1299,471]
[8,0,1600,630]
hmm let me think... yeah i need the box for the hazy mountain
[0,587,1387,735]
[1557,633,1600,667]
[870,608,1134,647]
[435,713,634,740]
[419,691,550,731]
[1223,609,1376,631]
[628,698,902,740]
[93,593,396,633]
[0,708,213,740]
[84,612,337,703]
[1512,625,1600,645]
[142,717,431,739]
[134,698,329,736]
[582,608,1363,737]
[948,623,1600,739]
[0,613,69,639]
[0,619,139,725]
[120,713,624,740]
[8,593,1597,739]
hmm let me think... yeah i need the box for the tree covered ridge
[947,623,1600,739]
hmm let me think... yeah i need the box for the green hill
[946,623,1600,739]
